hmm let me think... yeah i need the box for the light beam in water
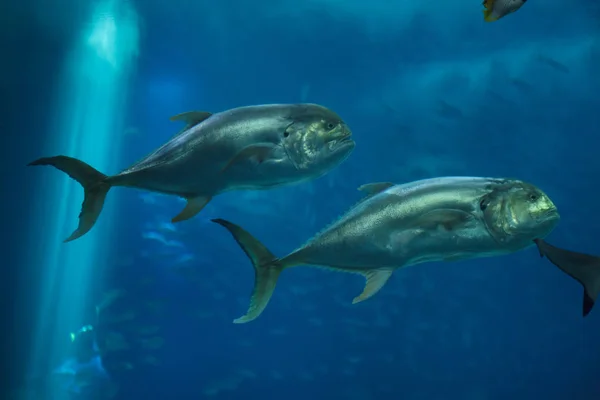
[23,0,139,398]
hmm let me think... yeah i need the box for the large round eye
[529,193,538,201]
[326,122,335,130]
[479,198,488,211]
[283,130,290,138]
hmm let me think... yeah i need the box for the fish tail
[211,218,289,324]
[28,155,111,242]
[482,9,497,22]
[482,0,498,22]
[535,239,600,317]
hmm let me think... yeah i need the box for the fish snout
[325,125,354,151]
[536,195,560,222]
[325,123,352,143]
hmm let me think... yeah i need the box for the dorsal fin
[357,182,394,199]
[169,111,213,136]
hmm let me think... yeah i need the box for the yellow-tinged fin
[295,263,394,304]
[220,144,275,173]
[306,265,394,303]
[483,9,499,22]
[482,0,499,22]
[172,195,212,223]
[211,218,295,323]
[352,269,393,304]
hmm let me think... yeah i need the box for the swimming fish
[482,0,527,22]
[28,103,355,242]
[213,177,600,323]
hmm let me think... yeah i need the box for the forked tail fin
[535,239,600,317]
[28,155,111,242]
[211,218,286,323]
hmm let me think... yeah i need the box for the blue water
[4,0,600,399]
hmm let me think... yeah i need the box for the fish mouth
[326,127,354,151]
[543,208,560,221]
[327,136,354,151]
[534,208,560,223]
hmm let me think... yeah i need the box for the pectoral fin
[221,144,275,173]
[357,182,394,197]
[172,196,212,223]
[352,269,393,304]
[414,209,474,231]
[534,239,600,317]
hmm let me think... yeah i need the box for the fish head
[481,180,560,245]
[281,104,355,174]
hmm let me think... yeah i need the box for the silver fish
[28,103,355,242]
[213,177,600,323]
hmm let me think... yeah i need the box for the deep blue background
[3,0,600,399]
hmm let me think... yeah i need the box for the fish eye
[529,193,538,201]
[479,198,488,211]
[283,131,290,138]
[327,122,335,130]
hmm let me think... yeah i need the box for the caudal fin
[535,239,600,317]
[482,0,499,22]
[28,155,111,242]
[211,218,286,324]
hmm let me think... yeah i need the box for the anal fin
[352,269,393,304]
[172,196,212,223]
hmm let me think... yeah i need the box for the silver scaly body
[288,177,520,270]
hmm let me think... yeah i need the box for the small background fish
[483,0,527,22]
